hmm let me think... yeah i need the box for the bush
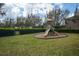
[18,28,46,35]
[0,27,79,37]
[55,29,79,33]
[16,28,79,35]
[0,28,15,37]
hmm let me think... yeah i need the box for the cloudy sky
[0,3,79,21]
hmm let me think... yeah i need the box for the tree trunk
[44,25,59,37]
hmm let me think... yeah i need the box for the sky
[0,3,79,22]
[18,3,79,18]
[62,3,79,17]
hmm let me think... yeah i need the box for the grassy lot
[0,33,79,56]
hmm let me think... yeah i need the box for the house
[65,6,79,30]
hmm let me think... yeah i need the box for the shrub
[18,28,46,35]
[55,29,79,33]
[0,27,79,37]
[0,28,15,37]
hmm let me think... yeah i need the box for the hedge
[18,28,46,35]
[18,28,79,35]
[55,29,79,33]
[0,28,15,37]
[0,28,79,37]
[0,28,46,36]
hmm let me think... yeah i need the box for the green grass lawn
[0,33,79,56]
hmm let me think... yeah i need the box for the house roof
[66,15,79,20]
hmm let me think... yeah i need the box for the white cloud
[11,3,53,18]
[0,3,64,20]
[68,13,74,18]
[54,3,63,9]
[12,7,20,17]
[0,3,66,20]
[25,3,53,18]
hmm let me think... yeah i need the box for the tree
[0,3,5,27]
[44,7,70,37]
[24,14,42,28]
[16,17,24,28]
[0,4,16,28]
[0,3,5,16]
[47,8,70,27]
